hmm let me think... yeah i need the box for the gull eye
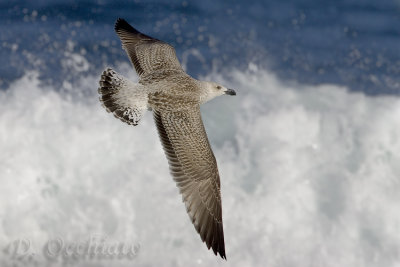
[216,85,222,90]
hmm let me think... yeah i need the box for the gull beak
[225,88,236,96]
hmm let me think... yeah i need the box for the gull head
[199,81,236,104]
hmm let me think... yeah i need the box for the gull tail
[98,68,148,126]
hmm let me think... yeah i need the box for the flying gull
[98,18,236,259]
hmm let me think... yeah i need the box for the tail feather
[98,68,147,126]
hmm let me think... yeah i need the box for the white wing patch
[121,107,142,126]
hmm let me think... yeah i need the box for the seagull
[98,18,236,259]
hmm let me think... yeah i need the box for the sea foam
[1,64,400,266]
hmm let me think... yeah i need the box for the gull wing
[114,18,183,76]
[153,107,226,259]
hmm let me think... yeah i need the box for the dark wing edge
[115,18,156,41]
[114,18,155,75]
[153,109,226,260]
[114,18,183,76]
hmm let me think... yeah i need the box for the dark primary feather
[114,18,183,77]
[153,108,226,259]
[115,18,155,40]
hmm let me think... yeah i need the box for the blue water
[1,0,400,94]
[1,1,400,267]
